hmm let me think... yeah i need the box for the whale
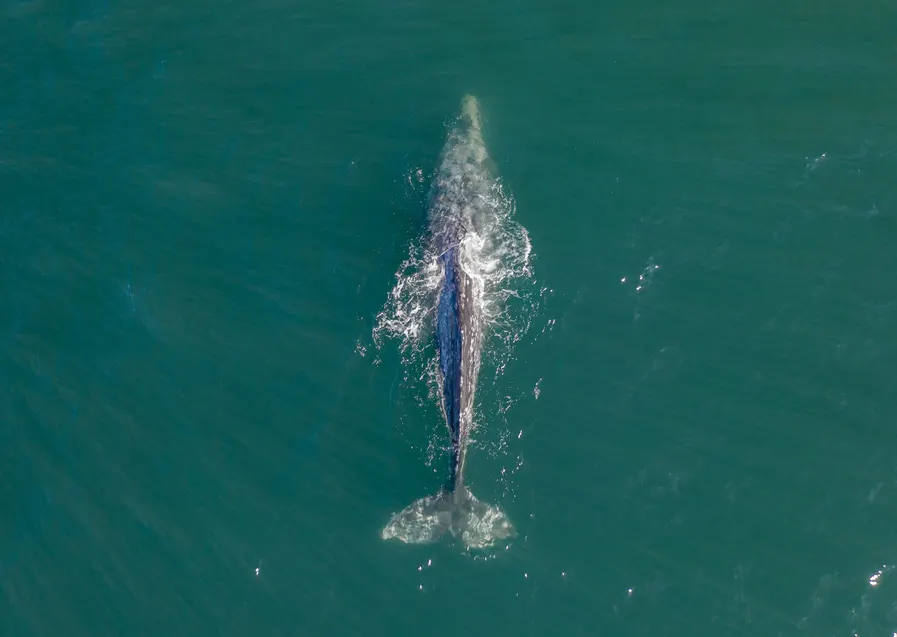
[381,96,516,549]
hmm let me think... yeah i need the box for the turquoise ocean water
[3,1,897,635]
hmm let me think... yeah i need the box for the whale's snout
[461,94,481,131]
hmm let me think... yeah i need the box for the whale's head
[461,94,481,131]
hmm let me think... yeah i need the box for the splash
[374,124,537,400]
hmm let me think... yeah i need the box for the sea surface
[2,1,897,636]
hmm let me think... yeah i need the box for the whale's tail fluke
[381,486,515,550]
